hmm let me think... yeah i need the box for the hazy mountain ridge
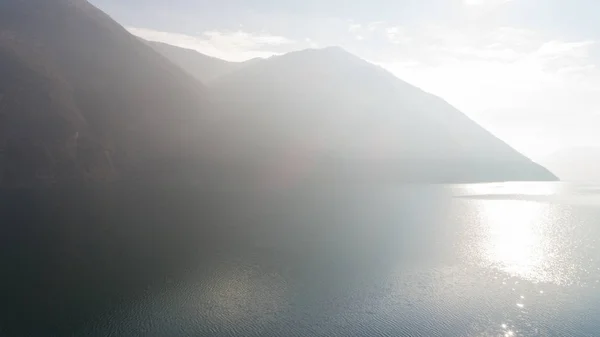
[0,0,556,185]
[146,40,257,83]
[205,46,556,183]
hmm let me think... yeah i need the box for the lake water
[3,182,600,336]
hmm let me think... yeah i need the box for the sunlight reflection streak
[475,200,576,285]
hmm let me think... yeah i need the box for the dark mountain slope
[0,0,218,185]
[209,47,557,184]
[0,34,101,185]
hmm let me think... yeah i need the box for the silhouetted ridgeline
[146,40,257,84]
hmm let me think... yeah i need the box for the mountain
[0,0,218,186]
[0,33,108,185]
[206,47,557,184]
[146,40,257,83]
[541,147,600,183]
[0,0,555,186]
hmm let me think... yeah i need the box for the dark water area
[0,187,235,335]
[3,183,600,336]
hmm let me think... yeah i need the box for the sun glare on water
[473,200,577,285]
[482,201,546,276]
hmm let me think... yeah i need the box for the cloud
[128,27,297,61]
[348,24,362,33]
[364,24,597,103]
[305,38,319,48]
[203,30,294,48]
[386,26,412,45]
[367,21,386,32]
[345,21,389,42]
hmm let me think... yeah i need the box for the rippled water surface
[4,183,600,336]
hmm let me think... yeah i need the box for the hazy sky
[91,0,600,160]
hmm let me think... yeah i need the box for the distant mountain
[206,47,557,184]
[541,147,600,183]
[0,0,556,186]
[0,0,218,186]
[146,40,257,83]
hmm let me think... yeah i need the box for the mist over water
[2,183,600,336]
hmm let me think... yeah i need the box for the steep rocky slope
[0,0,217,185]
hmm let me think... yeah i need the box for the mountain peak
[242,46,371,76]
[205,43,557,183]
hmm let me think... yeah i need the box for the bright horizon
[92,0,600,161]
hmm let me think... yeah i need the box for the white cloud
[203,30,294,48]
[128,27,296,62]
[346,21,388,42]
[348,24,362,33]
[305,38,319,48]
[386,26,412,45]
[367,21,386,32]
